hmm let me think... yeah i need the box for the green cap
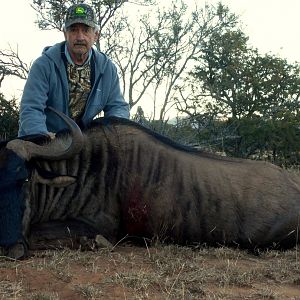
[64,3,97,28]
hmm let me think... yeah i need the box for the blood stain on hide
[124,181,149,236]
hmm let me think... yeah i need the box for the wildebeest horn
[6,106,84,161]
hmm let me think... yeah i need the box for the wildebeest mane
[0,117,237,163]
[88,116,238,162]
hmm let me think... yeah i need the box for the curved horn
[7,106,84,161]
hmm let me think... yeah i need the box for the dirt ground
[0,243,300,300]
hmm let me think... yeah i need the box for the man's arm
[18,59,50,137]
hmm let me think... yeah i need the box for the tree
[177,27,300,163]
[189,29,300,120]
[31,0,155,50]
[103,1,239,124]
[0,46,31,87]
[0,93,19,140]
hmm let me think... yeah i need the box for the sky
[221,0,300,62]
[1,0,300,104]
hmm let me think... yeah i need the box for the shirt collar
[64,43,92,66]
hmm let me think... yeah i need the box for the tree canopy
[0,93,19,140]
[177,26,300,164]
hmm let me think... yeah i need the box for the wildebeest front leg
[27,219,113,250]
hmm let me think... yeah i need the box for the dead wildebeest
[2,107,300,255]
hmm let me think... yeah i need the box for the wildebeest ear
[31,169,76,187]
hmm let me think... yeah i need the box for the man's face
[64,23,99,58]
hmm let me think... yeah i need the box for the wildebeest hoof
[79,236,96,250]
[95,235,113,250]
[78,235,113,250]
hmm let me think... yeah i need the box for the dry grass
[0,243,300,299]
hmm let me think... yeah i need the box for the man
[19,2,129,137]
[0,3,129,259]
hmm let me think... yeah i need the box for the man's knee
[0,151,28,249]
[0,151,28,187]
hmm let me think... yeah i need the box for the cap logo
[65,4,96,28]
[75,6,86,16]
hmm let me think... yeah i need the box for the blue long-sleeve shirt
[18,41,129,136]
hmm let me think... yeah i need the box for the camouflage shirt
[67,62,91,123]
